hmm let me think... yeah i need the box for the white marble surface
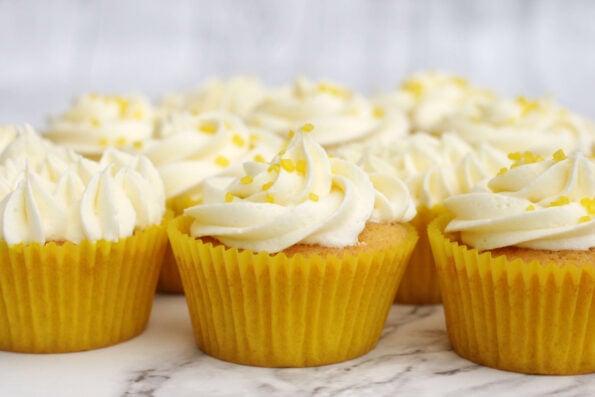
[0,295,593,397]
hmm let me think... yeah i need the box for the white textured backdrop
[1,0,594,125]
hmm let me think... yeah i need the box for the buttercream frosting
[184,125,415,253]
[445,150,595,250]
[44,93,155,156]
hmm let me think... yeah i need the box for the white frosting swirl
[43,94,155,156]
[249,77,408,147]
[0,146,165,244]
[185,128,413,253]
[0,125,18,154]
[384,70,494,134]
[159,76,265,118]
[137,111,283,199]
[443,96,595,156]
[0,125,79,170]
[343,133,510,209]
[445,151,595,250]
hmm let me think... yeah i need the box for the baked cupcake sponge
[168,216,417,367]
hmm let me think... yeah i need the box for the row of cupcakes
[0,71,593,374]
[39,72,595,298]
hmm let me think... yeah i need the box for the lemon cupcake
[429,150,595,374]
[0,129,168,353]
[159,75,266,118]
[375,70,494,135]
[43,93,156,159]
[136,111,283,292]
[442,95,595,156]
[335,133,510,303]
[168,125,418,367]
[249,77,409,147]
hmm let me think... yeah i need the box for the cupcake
[0,128,168,353]
[43,93,156,159]
[428,150,595,374]
[136,111,283,292]
[442,95,595,156]
[376,70,494,135]
[249,77,409,147]
[159,75,266,118]
[167,126,418,367]
[335,133,510,303]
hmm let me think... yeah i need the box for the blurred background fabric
[1,0,594,126]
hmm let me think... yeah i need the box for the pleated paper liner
[0,223,169,353]
[395,205,444,304]
[428,214,595,375]
[168,216,418,367]
[156,209,184,294]
[156,198,201,294]
[156,244,184,293]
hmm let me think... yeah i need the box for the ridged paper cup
[155,209,185,294]
[168,216,418,367]
[395,205,444,304]
[156,244,184,293]
[0,223,168,353]
[428,214,595,375]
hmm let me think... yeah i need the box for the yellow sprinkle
[232,134,246,147]
[225,192,234,202]
[296,159,306,175]
[132,140,143,149]
[497,167,508,176]
[401,80,424,98]
[553,149,567,162]
[317,83,350,98]
[131,109,144,120]
[240,176,253,185]
[373,106,385,118]
[253,154,266,163]
[579,215,591,223]
[199,122,218,134]
[90,118,101,127]
[525,205,535,211]
[452,76,468,88]
[548,196,570,207]
[215,156,230,167]
[507,151,544,168]
[268,163,280,173]
[115,137,127,147]
[517,96,539,116]
[250,134,260,143]
[265,193,275,203]
[300,123,314,132]
[262,181,273,191]
[308,192,319,202]
[277,148,286,156]
[580,197,595,214]
[280,159,296,172]
[98,137,109,147]
[116,97,130,116]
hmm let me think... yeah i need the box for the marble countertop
[0,296,593,397]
